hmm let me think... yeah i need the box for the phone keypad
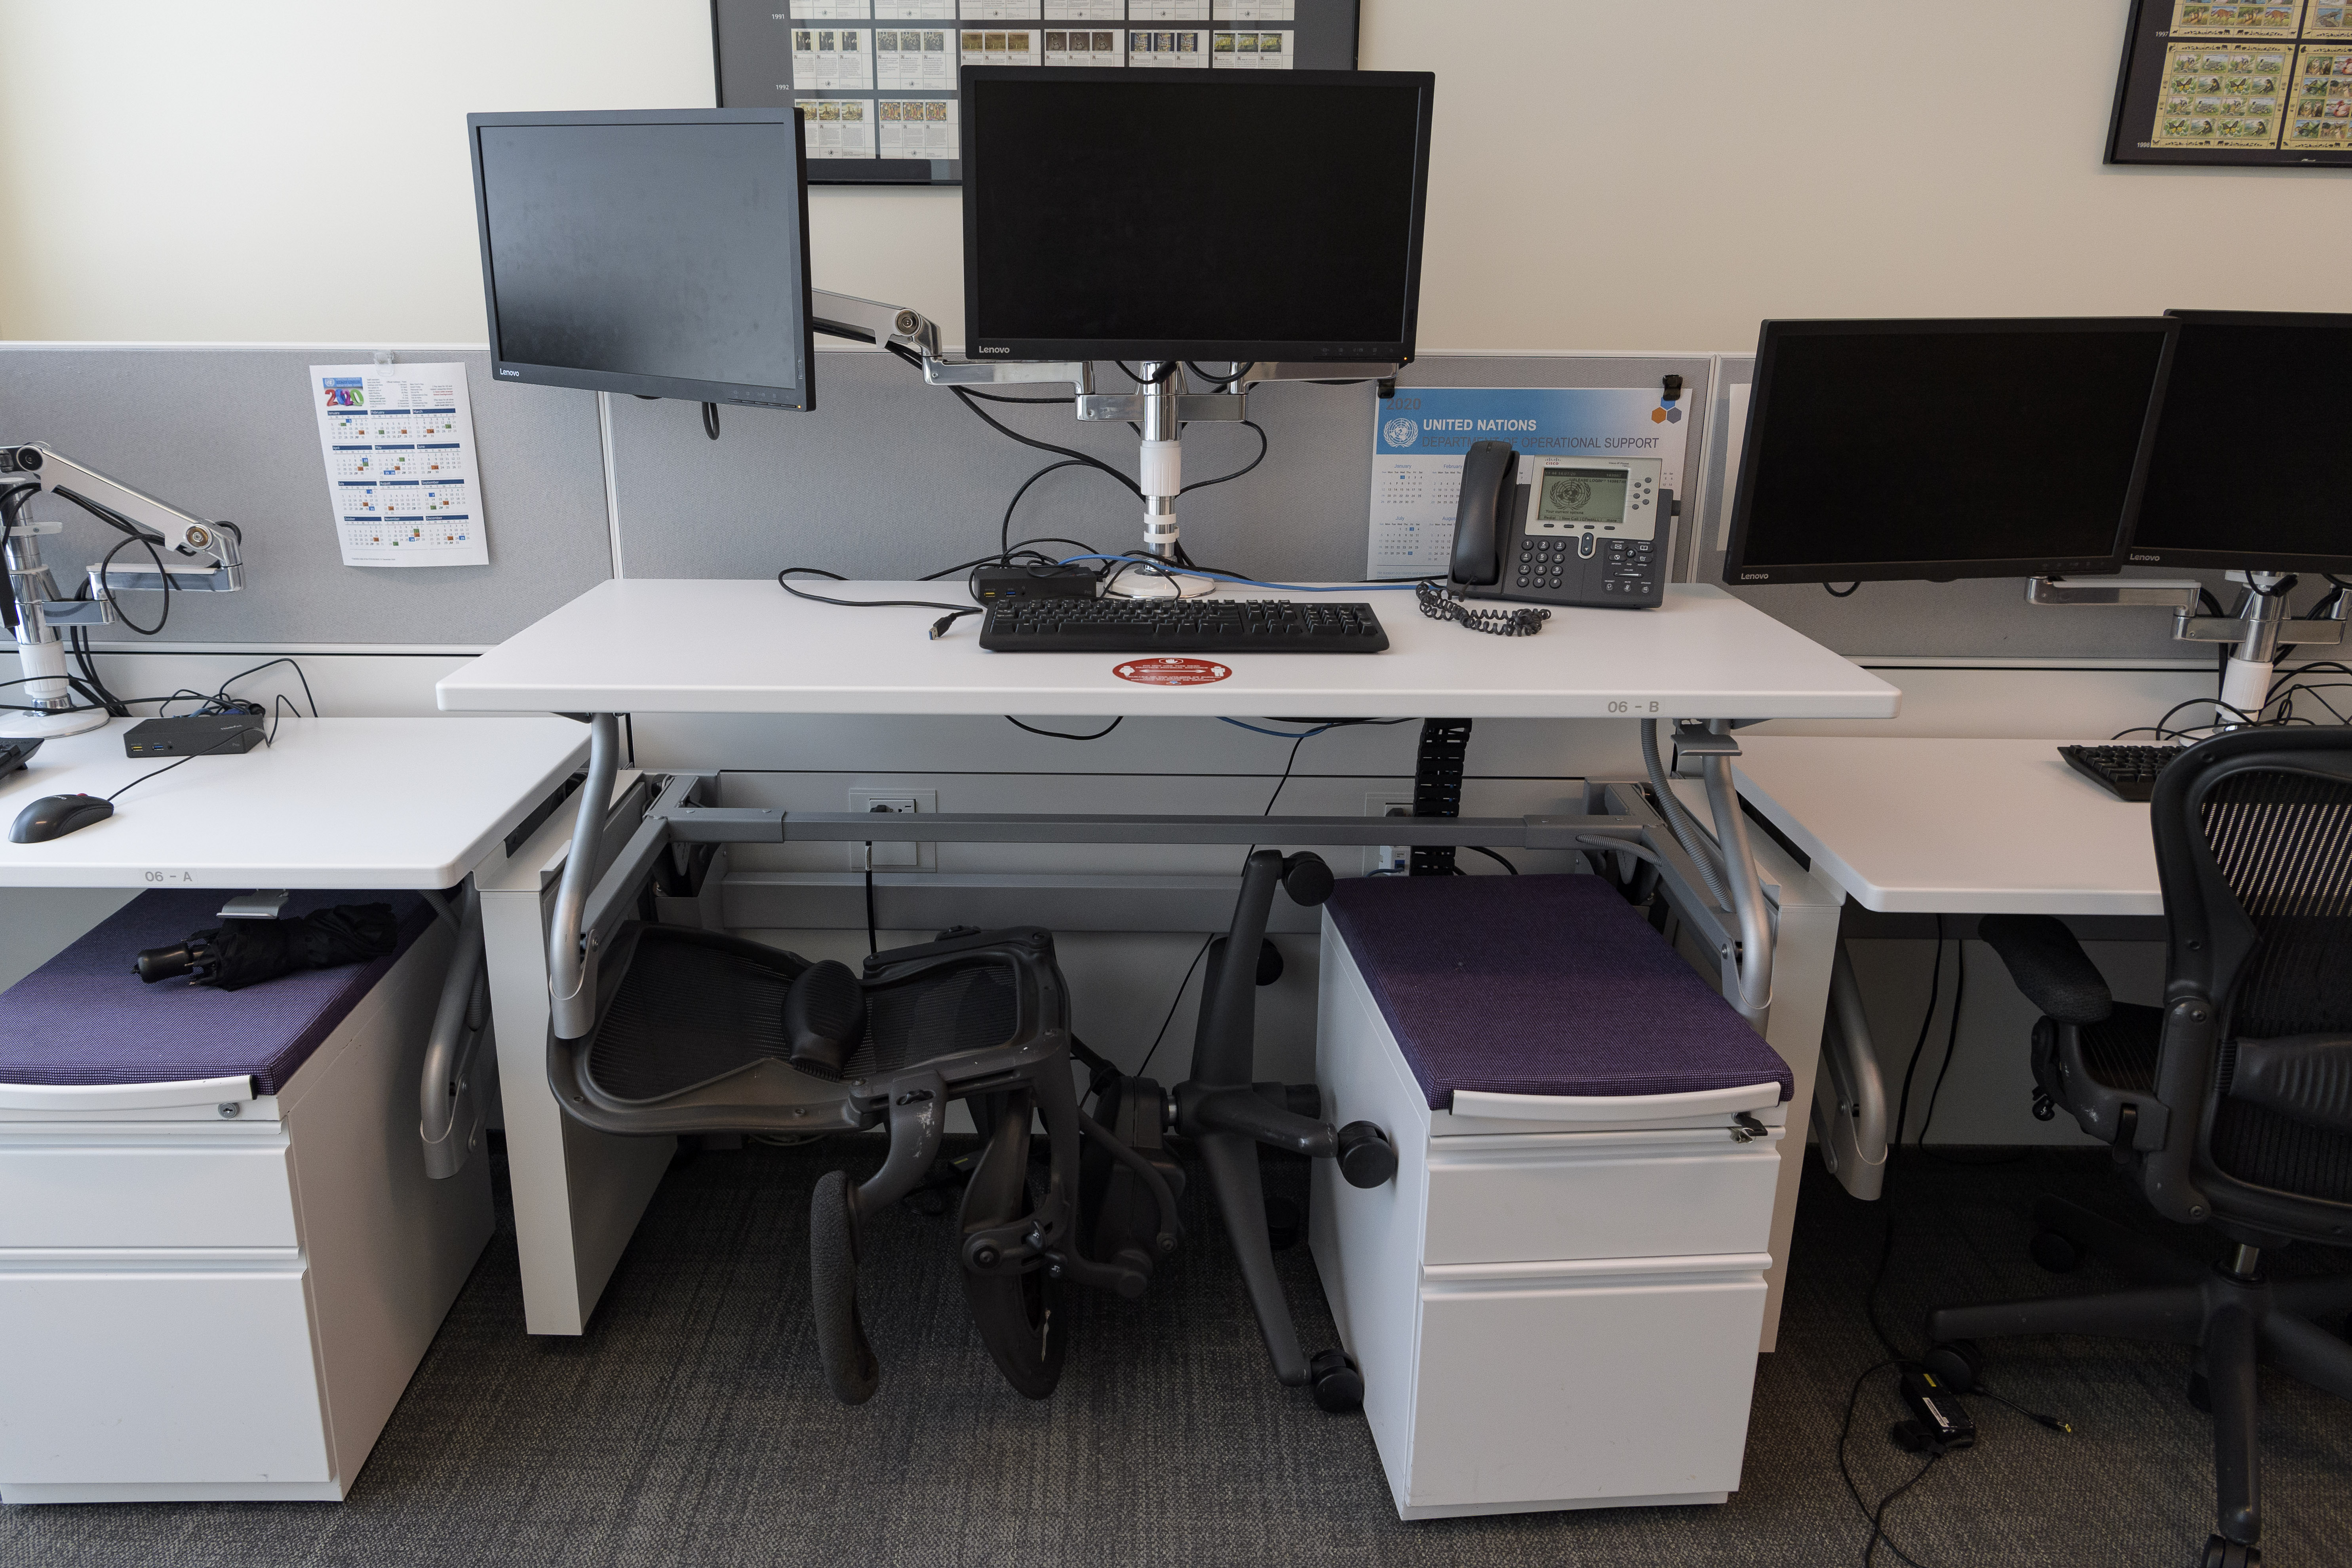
[1515,536,1570,592]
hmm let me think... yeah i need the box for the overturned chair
[554,918,1182,1402]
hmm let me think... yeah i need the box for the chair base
[1924,1196,2352,1556]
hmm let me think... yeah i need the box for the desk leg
[1753,866,1844,1353]
[478,824,674,1336]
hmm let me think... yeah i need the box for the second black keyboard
[2059,743,2183,802]
[979,597,1389,653]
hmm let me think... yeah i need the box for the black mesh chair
[1920,729,2352,1568]
[552,921,1180,1405]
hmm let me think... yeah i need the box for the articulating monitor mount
[2027,571,2347,725]
[810,290,1403,584]
[0,443,245,739]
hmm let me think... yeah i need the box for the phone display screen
[1535,466,1627,525]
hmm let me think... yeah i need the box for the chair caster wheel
[1309,1349,1363,1413]
[2029,1229,2081,1273]
[2200,1533,2260,1567]
[2187,1371,2212,1413]
[1919,1339,1983,1394]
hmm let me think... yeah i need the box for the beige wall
[2,1,2345,348]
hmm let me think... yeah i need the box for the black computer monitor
[2121,310,2352,576]
[959,68,1434,364]
[467,109,815,412]
[1722,318,2178,586]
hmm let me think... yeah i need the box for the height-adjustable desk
[1729,736,2163,1196]
[436,577,1901,1342]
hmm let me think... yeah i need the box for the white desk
[436,579,1904,720]
[0,714,590,1500]
[0,717,591,890]
[1729,735,2159,1200]
[438,579,1896,1342]
[1732,736,2160,917]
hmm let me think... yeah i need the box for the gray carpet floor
[6,1136,2350,1568]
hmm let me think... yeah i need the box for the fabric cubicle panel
[1692,354,2315,662]
[0,346,611,647]
[603,350,1716,586]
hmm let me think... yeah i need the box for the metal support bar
[548,713,620,1042]
[1699,723,1774,1030]
[2025,575,2202,610]
[772,810,1642,847]
[420,882,493,1180]
[540,759,1766,1043]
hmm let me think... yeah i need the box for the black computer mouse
[10,793,114,843]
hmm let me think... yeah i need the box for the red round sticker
[1112,657,1232,686]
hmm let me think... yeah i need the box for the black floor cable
[863,843,878,957]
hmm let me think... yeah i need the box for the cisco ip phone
[1448,438,1671,610]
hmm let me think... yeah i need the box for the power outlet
[847,788,937,870]
[1365,791,1415,877]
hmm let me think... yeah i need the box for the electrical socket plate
[1365,791,1415,877]
[847,788,938,870]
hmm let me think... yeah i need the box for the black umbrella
[134,904,400,991]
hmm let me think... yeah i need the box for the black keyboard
[978,597,1389,653]
[2059,744,2183,802]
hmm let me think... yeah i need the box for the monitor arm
[0,442,245,739]
[809,289,1404,577]
[2025,571,2346,724]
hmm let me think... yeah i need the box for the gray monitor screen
[474,116,810,406]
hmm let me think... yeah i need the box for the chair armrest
[1978,914,2113,1024]
[2230,1034,2352,1136]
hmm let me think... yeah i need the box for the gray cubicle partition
[603,350,1717,586]
[8,340,2281,663]
[1692,355,2318,661]
[0,346,611,647]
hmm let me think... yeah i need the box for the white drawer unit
[0,895,493,1503]
[1308,877,1795,1520]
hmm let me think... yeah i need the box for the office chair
[1920,729,2352,1568]
[1085,849,1401,1411]
[550,921,1182,1405]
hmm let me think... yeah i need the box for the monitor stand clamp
[2026,571,2347,728]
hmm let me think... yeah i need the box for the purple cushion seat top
[0,889,434,1094]
[1323,873,1793,1111]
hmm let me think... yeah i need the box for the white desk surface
[0,716,589,889]
[434,579,1903,721]
[1732,736,2161,917]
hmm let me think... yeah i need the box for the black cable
[211,657,320,718]
[863,842,878,957]
[1115,361,1179,384]
[1915,934,1966,1148]
[1184,361,1253,388]
[91,533,173,636]
[1416,580,1550,636]
[944,383,1141,498]
[1134,935,1214,1081]
[1178,420,1268,494]
[1825,582,1862,598]
[1005,716,1122,741]
[700,402,721,441]
[1863,1452,1945,1568]
[775,567,979,639]
[0,481,36,635]
[1462,845,1519,874]
[1835,1362,1937,1568]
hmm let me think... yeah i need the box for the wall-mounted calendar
[711,0,1359,185]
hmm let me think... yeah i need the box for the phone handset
[1449,439,1519,588]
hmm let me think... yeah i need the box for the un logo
[1382,416,1418,448]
